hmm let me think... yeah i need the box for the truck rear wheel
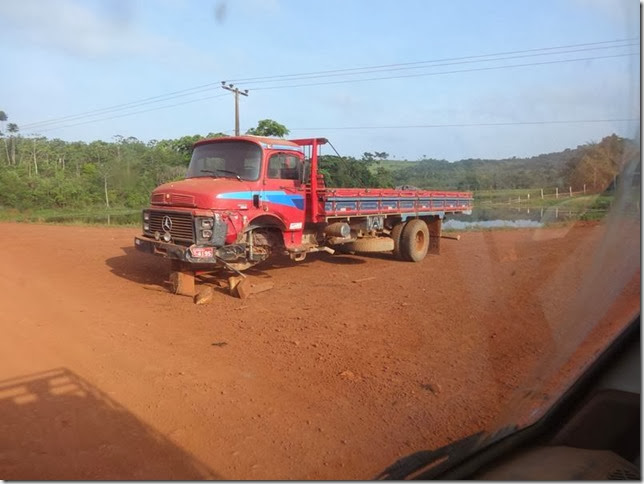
[391,222,406,260]
[400,219,429,262]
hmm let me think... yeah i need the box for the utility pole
[221,82,249,136]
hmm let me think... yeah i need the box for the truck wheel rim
[415,231,426,251]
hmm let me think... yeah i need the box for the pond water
[443,205,606,230]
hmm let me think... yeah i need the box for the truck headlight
[201,218,213,229]
[143,212,150,221]
[143,222,150,231]
[201,229,213,239]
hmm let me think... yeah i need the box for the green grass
[475,190,614,209]
[0,207,142,226]
[475,188,543,201]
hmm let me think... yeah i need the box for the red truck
[134,136,473,294]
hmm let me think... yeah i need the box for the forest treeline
[0,111,638,210]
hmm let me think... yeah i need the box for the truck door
[263,152,306,233]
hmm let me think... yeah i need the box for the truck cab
[134,136,321,271]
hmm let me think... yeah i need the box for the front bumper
[134,236,246,266]
[134,236,215,265]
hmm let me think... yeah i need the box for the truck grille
[147,211,194,242]
[150,193,196,207]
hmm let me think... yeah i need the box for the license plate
[190,247,214,258]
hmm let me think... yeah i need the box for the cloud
[0,0,194,61]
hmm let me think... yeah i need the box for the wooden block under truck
[134,136,473,295]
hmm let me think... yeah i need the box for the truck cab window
[267,153,300,181]
[201,156,225,172]
[186,141,261,180]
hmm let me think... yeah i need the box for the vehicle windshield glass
[2,0,640,481]
[186,141,262,180]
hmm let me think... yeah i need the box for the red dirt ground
[0,219,639,479]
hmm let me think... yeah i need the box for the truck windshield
[186,141,262,181]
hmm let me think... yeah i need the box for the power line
[288,118,640,131]
[30,52,638,133]
[36,93,229,133]
[227,37,638,83]
[19,37,638,129]
[233,42,638,86]
[248,52,639,91]
[26,51,639,134]
[22,86,225,130]
[25,42,635,131]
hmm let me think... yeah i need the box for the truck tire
[391,222,406,260]
[344,237,394,253]
[400,219,429,262]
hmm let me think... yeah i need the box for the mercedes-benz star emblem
[162,215,173,232]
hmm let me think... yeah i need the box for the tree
[7,123,19,165]
[0,110,8,164]
[28,135,47,176]
[362,152,375,162]
[0,110,6,140]
[565,135,632,192]
[205,132,228,139]
[246,119,289,137]
[374,151,389,160]
[88,140,114,209]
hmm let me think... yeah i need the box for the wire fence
[476,185,594,205]
[506,187,587,204]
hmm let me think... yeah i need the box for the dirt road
[0,220,639,479]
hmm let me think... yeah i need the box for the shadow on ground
[106,247,169,288]
[0,368,220,480]
[105,246,371,289]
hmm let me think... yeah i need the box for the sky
[0,0,639,160]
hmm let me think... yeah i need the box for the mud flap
[428,217,442,255]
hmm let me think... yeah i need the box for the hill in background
[370,134,639,192]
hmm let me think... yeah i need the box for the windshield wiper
[200,169,242,181]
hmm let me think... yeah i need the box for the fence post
[556,187,559,199]
[527,193,530,201]
[569,186,572,197]
[540,188,544,200]
[583,184,586,194]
